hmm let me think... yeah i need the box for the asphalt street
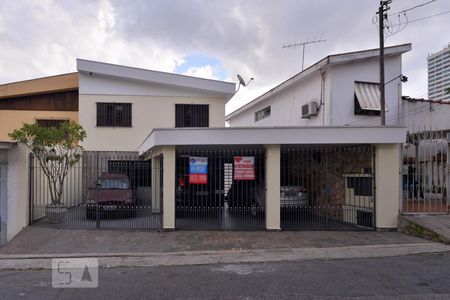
[1,252,450,299]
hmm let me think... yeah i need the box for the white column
[265,144,281,231]
[162,146,176,230]
[375,143,401,229]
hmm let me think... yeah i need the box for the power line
[346,104,431,126]
[388,10,450,26]
[388,0,437,16]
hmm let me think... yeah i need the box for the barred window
[97,103,132,127]
[36,119,67,128]
[255,106,271,122]
[175,104,209,128]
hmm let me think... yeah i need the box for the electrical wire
[388,0,437,16]
[388,10,450,26]
[345,101,421,125]
[346,104,431,126]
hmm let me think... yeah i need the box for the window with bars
[255,106,271,122]
[175,104,209,128]
[96,103,132,127]
[36,119,67,128]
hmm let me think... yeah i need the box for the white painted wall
[79,73,228,151]
[228,55,404,127]
[229,71,327,127]
[6,144,29,241]
[0,152,7,245]
[330,55,402,126]
[402,100,450,131]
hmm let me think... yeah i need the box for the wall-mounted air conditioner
[301,102,318,118]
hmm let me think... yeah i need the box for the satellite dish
[236,74,254,92]
[237,74,246,87]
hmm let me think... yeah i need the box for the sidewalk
[0,226,433,255]
[399,214,450,244]
[1,226,449,270]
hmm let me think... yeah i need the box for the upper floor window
[255,106,271,122]
[354,82,382,116]
[96,102,132,127]
[175,104,209,127]
[36,119,67,128]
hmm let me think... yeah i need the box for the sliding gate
[29,151,162,230]
[280,145,376,231]
[175,146,265,230]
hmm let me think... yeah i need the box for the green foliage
[9,121,86,205]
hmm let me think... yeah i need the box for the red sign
[234,156,255,180]
[189,174,208,184]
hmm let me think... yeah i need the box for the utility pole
[283,38,327,71]
[377,0,391,125]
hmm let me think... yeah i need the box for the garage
[175,146,266,230]
[280,144,375,230]
[140,126,406,232]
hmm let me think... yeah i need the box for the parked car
[86,173,136,219]
[280,186,308,208]
[227,183,308,215]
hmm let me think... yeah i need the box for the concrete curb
[0,243,449,270]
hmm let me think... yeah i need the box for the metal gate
[175,146,265,230]
[280,145,376,231]
[402,129,449,214]
[29,151,162,230]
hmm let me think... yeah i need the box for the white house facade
[77,59,236,151]
[226,44,411,127]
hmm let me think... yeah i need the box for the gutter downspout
[320,69,325,126]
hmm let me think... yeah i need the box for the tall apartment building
[427,44,450,100]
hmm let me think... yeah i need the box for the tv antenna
[283,37,327,71]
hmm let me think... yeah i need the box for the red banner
[234,156,255,180]
[189,174,208,184]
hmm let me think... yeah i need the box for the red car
[86,173,135,219]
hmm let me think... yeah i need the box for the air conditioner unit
[301,102,318,118]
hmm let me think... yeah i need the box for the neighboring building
[226,44,411,127]
[0,74,79,245]
[401,96,450,132]
[77,59,235,151]
[0,73,79,141]
[428,44,450,100]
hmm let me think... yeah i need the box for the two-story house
[226,44,411,127]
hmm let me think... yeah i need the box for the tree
[9,121,86,206]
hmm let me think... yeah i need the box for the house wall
[0,110,78,142]
[330,55,402,126]
[0,151,7,245]
[228,71,327,127]
[228,55,404,127]
[79,73,228,151]
[401,100,450,131]
[6,144,29,241]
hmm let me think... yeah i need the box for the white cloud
[0,0,448,115]
[183,65,218,80]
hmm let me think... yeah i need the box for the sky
[0,0,449,115]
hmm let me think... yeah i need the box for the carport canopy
[138,126,407,155]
